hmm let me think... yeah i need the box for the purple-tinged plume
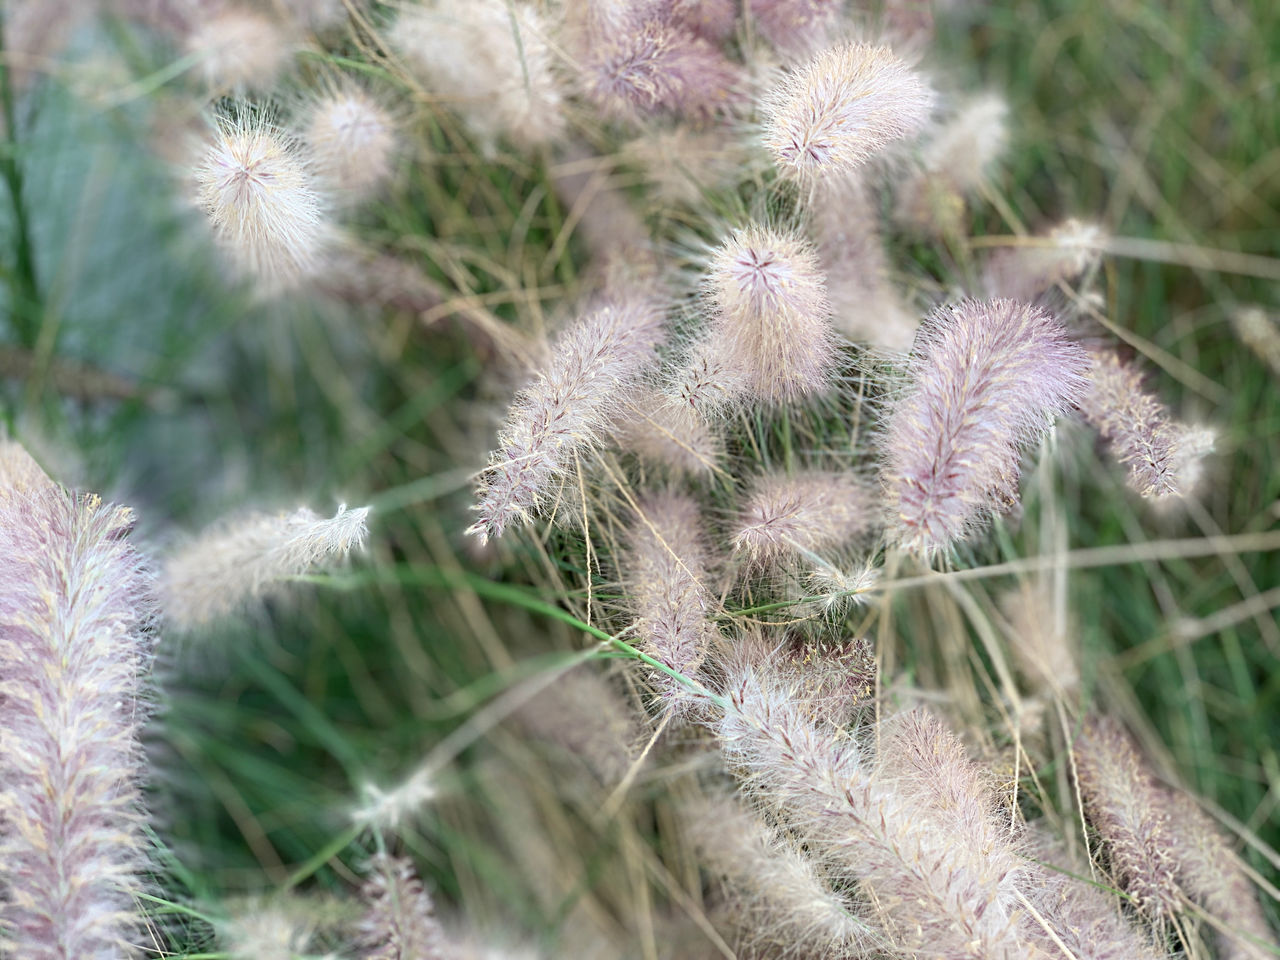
[731,469,876,568]
[695,224,836,408]
[470,296,666,542]
[762,40,932,180]
[1078,346,1200,499]
[713,652,1036,959]
[683,792,875,957]
[623,491,715,713]
[882,298,1089,555]
[1074,716,1180,918]
[0,442,154,959]
[359,855,449,960]
[749,0,842,56]
[582,8,741,122]
[1160,788,1277,960]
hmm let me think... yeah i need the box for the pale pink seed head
[883,298,1090,555]
[731,469,876,568]
[186,6,290,92]
[583,15,741,122]
[194,116,330,290]
[302,87,397,200]
[749,0,843,56]
[704,224,836,406]
[762,40,933,180]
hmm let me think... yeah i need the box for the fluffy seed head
[0,444,154,960]
[469,296,666,542]
[883,298,1090,555]
[762,41,933,179]
[1078,347,1186,499]
[359,855,448,960]
[1074,716,1181,917]
[194,116,330,289]
[749,0,843,55]
[392,0,564,150]
[583,14,741,122]
[186,6,290,92]
[702,224,836,406]
[683,792,876,957]
[732,469,877,568]
[302,87,396,200]
[162,503,370,631]
[623,491,715,712]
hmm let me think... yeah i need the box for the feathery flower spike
[1078,346,1208,499]
[360,855,449,960]
[194,115,330,290]
[732,469,876,568]
[582,8,741,121]
[882,298,1089,555]
[470,296,666,542]
[303,86,397,201]
[623,491,715,712]
[162,503,370,631]
[1074,716,1181,917]
[762,40,932,180]
[697,224,836,407]
[0,442,154,960]
[185,5,290,93]
[392,0,564,150]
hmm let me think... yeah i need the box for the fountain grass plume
[882,298,1090,555]
[1074,716,1181,918]
[194,112,331,291]
[762,40,933,180]
[683,792,876,957]
[301,83,397,202]
[697,223,836,407]
[469,294,666,542]
[731,469,877,568]
[713,649,1039,958]
[581,6,742,122]
[0,442,155,959]
[1079,346,1197,499]
[162,503,370,631]
[359,854,449,960]
[623,490,715,713]
[392,0,565,150]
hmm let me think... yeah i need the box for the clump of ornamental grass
[468,294,666,542]
[161,502,370,632]
[731,468,877,569]
[391,0,564,150]
[301,83,398,202]
[0,443,155,959]
[762,40,933,180]
[882,297,1090,556]
[193,113,332,291]
[683,223,836,409]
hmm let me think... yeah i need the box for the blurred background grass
[1,0,1278,955]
